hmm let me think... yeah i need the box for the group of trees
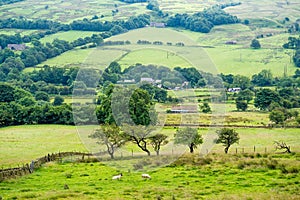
[90,124,240,158]
[221,70,300,116]
[0,14,150,72]
[0,34,104,72]
[70,14,150,33]
[283,36,300,67]
[167,7,240,33]
[0,83,73,127]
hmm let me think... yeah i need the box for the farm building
[149,22,166,28]
[140,77,155,84]
[7,44,27,51]
[169,105,198,113]
[117,79,136,84]
[225,41,237,45]
[227,87,241,92]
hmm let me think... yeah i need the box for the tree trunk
[156,150,159,156]
[224,146,229,154]
[189,145,194,153]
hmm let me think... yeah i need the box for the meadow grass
[117,48,192,69]
[0,153,299,199]
[1,124,299,167]
[33,25,297,76]
[0,0,148,23]
[0,125,87,167]
[40,31,101,43]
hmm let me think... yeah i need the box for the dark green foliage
[250,39,261,49]
[0,83,15,102]
[0,0,24,6]
[269,109,285,124]
[199,102,211,113]
[251,70,274,86]
[35,91,50,102]
[216,128,239,154]
[254,88,281,110]
[53,96,64,106]
[236,100,248,111]
[140,83,167,102]
[174,127,203,153]
[167,7,240,33]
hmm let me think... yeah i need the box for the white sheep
[112,173,122,180]
[142,173,151,179]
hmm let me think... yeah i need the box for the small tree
[149,134,168,156]
[251,39,261,49]
[122,124,154,156]
[216,128,239,154]
[35,91,50,102]
[236,100,248,111]
[269,109,285,125]
[174,127,203,153]
[274,141,291,153]
[53,96,64,106]
[89,124,126,159]
[199,102,211,113]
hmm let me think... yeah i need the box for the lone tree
[250,39,261,49]
[122,124,154,156]
[149,134,168,156]
[89,124,126,159]
[216,128,240,154]
[274,141,291,153]
[174,127,203,153]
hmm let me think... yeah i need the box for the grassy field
[0,153,299,199]
[37,26,297,76]
[39,31,101,43]
[0,125,87,167]
[0,0,149,23]
[117,48,192,69]
[1,125,299,166]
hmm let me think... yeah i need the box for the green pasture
[225,0,300,21]
[0,0,148,23]
[0,125,86,167]
[107,27,196,46]
[38,26,297,76]
[1,124,299,167]
[0,153,299,199]
[117,48,192,69]
[205,47,296,76]
[40,31,101,43]
[0,29,37,36]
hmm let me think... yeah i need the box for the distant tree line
[283,37,300,67]
[167,7,240,33]
[0,0,24,6]
[221,70,300,114]
[0,83,74,127]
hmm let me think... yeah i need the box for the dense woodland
[167,7,240,33]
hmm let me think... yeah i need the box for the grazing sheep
[142,173,151,179]
[112,173,122,180]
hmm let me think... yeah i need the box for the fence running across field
[0,151,92,182]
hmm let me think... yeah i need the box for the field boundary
[0,151,92,182]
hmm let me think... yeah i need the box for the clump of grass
[65,173,72,178]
